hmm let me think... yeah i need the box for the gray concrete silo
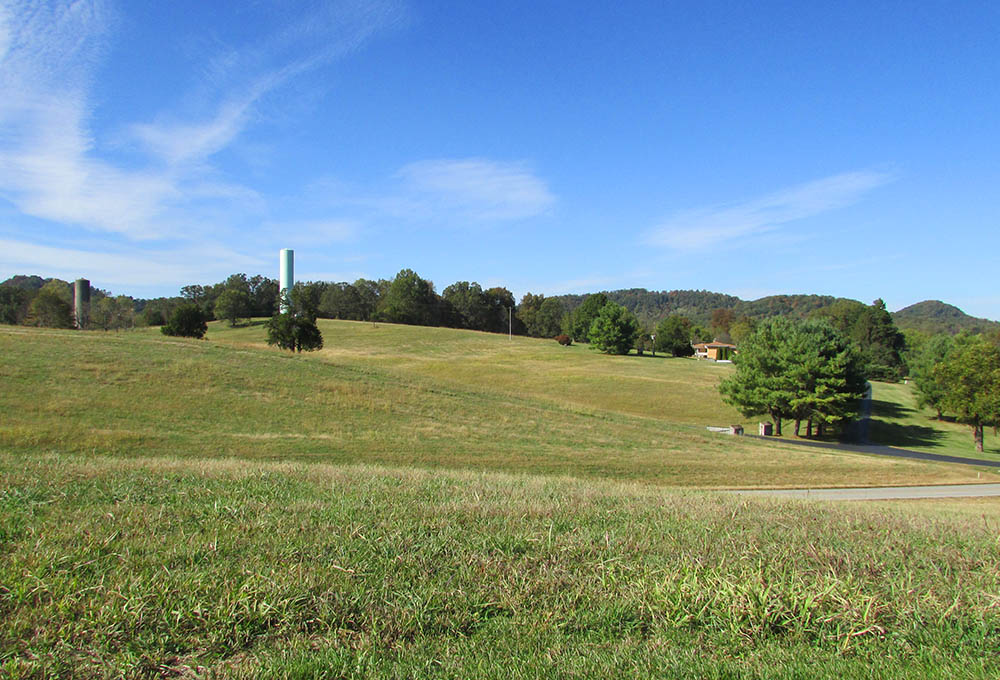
[73,278,90,329]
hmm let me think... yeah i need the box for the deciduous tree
[654,315,695,357]
[161,304,207,338]
[266,312,323,352]
[214,289,251,327]
[376,269,440,326]
[26,281,73,328]
[933,335,1000,452]
[909,333,954,418]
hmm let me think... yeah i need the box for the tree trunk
[817,421,825,438]
[806,419,813,438]
[975,424,984,452]
[794,420,801,437]
[774,416,782,436]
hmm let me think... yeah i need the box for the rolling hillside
[0,321,989,488]
[892,299,1000,335]
[3,322,1000,677]
[553,288,999,332]
[0,322,1000,680]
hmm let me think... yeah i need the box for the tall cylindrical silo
[279,249,294,312]
[73,278,90,329]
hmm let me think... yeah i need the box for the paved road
[727,483,1000,501]
[745,434,1000,469]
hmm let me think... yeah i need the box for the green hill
[0,274,48,290]
[554,289,858,327]
[892,299,1000,335]
[2,323,1000,676]
[0,321,983,488]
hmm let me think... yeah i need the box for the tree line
[6,270,994,449]
[0,277,136,330]
[0,272,910,378]
[720,315,1000,451]
[906,332,1000,452]
[0,271,951,385]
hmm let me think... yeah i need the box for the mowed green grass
[868,380,1000,460]
[0,323,991,488]
[2,453,999,678]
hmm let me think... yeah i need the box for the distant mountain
[892,300,999,335]
[1,274,48,291]
[552,289,855,327]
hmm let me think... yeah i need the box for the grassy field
[3,323,1000,677]
[0,322,991,488]
[2,453,999,678]
[868,380,1000,460]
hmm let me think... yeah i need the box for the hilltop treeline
[892,300,1000,335]
[555,289,854,328]
[7,270,998,383]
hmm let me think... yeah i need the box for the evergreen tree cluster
[719,318,869,438]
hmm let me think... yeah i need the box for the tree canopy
[161,304,208,339]
[570,293,608,342]
[719,318,867,437]
[588,302,640,355]
[265,312,323,352]
[214,288,251,327]
[518,293,563,338]
[908,333,955,417]
[933,335,1000,452]
[26,281,74,328]
[812,299,906,381]
[654,315,695,357]
[376,269,441,326]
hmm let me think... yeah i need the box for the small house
[693,341,737,361]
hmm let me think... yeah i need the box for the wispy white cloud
[0,237,263,287]
[0,0,172,236]
[645,170,895,250]
[0,0,402,242]
[393,158,556,222]
[259,219,359,246]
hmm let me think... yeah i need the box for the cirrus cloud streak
[645,170,895,251]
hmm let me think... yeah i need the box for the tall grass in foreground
[2,453,999,678]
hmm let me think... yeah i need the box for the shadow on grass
[867,420,949,449]
[868,399,912,420]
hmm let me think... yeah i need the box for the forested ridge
[553,289,847,327]
[3,274,995,335]
[892,300,1000,335]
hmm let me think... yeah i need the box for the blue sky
[1,0,999,319]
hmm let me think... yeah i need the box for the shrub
[161,304,207,339]
[266,312,323,352]
[555,334,572,346]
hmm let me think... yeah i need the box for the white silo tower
[279,249,294,312]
